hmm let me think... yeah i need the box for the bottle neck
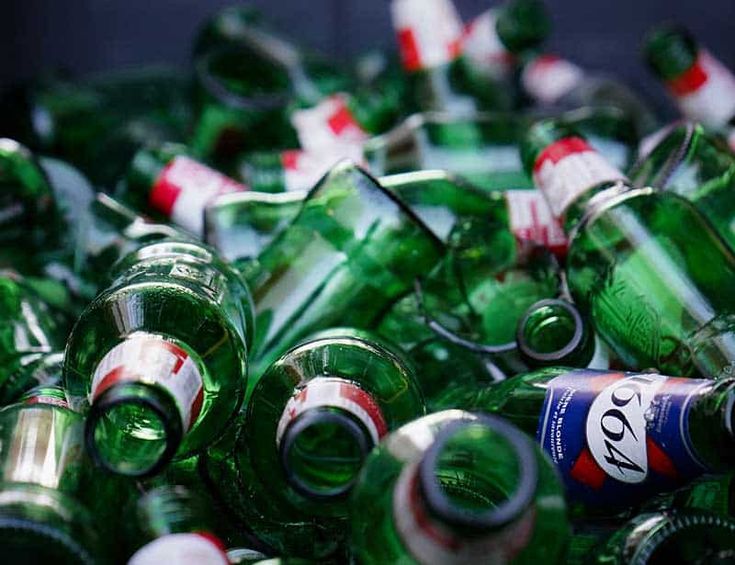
[522,54,585,105]
[290,93,370,152]
[129,532,228,565]
[391,0,464,74]
[276,376,387,498]
[85,333,204,476]
[392,417,538,565]
[688,379,735,471]
[529,135,629,225]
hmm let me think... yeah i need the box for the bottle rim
[279,407,372,500]
[417,414,538,531]
[516,298,587,364]
[84,381,183,478]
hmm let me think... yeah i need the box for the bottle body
[350,410,570,564]
[64,240,252,476]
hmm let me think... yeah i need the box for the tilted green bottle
[644,24,735,151]
[243,161,444,380]
[122,143,249,236]
[592,511,735,564]
[64,240,253,477]
[125,485,229,565]
[0,389,106,564]
[516,298,610,370]
[629,122,735,251]
[460,367,735,512]
[390,0,516,113]
[644,473,735,517]
[350,410,570,564]
[521,53,658,137]
[461,0,551,84]
[203,328,425,558]
[521,119,735,377]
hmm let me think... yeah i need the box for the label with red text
[522,55,584,105]
[128,533,228,565]
[91,334,204,431]
[276,377,387,446]
[505,189,567,257]
[391,0,463,71]
[149,156,247,235]
[666,51,735,128]
[537,371,710,507]
[532,137,627,217]
[291,94,369,152]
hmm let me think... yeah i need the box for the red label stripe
[398,28,422,72]
[149,161,182,216]
[533,137,594,173]
[570,446,607,490]
[281,150,302,171]
[327,103,360,135]
[339,382,389,438]
[408,472,461,551]
[667,55,709,97]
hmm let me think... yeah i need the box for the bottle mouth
[85,382,183,478]
[417,414,538,532]
[517,298,588,365]
[279,408,373,499]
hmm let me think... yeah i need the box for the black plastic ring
[418,414,538,532]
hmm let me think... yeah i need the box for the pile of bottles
[1,1,735,563]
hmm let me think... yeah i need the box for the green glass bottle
[243,161,444,380]
[644,24,735,151]
[516,298,609,370]
[203,328,425,558]
[461,367,735,512]
[64,240,253,477]
[629,122,735,251]
[593,511,735,564]
[0,390,106,564]
[126,485,229,565]
[644,474,735,517]
[390,0,516,113]
[462,0,551,84]
[0,271,67,403]
[122,143,249,236]
[350,410,570,564]
[521,119,735,377]
[522,53,658,137]
[22,67,192,186]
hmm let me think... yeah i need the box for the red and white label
[281,146,366,192]
[461,9,514,80]
[392,462,535,565]
[522,54,584,105]
[291,94,370,152]
[128,533,228,565]
[149,156,248,235]
[24,395,70,409]
[505,190,567,257]
[391,0,464,71]
[276,377,387,447]
[532,137,628,217]
[91,334,204,431]
[666,51,735,128]
[727,127,735,153]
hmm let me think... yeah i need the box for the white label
[276,377,387,447]
[522,55,584,105]
[532,137,628,217]
[281,147,366,192]
[586,373,667,484]
[461,9,512,80]
[91,334,204,431]
[392,462,535,565]
[291,94,369,153]
[391,0,463,71]
[504,190,567,254]
[150,156,247,236]
[670,51,735,128]
[128,533,228,565]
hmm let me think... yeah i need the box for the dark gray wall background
[2,0,734,115]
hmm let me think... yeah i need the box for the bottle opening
[85,382,182,477]
[418,416,537,530]
[280,408,372,499]
[517,299,586,364]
